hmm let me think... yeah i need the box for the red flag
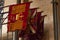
[37,12,42,26]
[37,13,46,34]
[18,8,38,37]
[30,12,43,33]
[30,8,38,18]
[28,8,38,33]
[8,2,31,32]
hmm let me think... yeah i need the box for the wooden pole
[15,30,19,40]
[22,0,29,40]
[13,0,21,40]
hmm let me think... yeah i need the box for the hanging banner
[29,8,38,18]
[8,2,31,32]
[30,12,42,33]
[27,8,38,33]
[37,12,46,33]
[18,8,38,37]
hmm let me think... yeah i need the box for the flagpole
[15,30,19,40]
[13,0,21,40]
[21,0,29,40]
